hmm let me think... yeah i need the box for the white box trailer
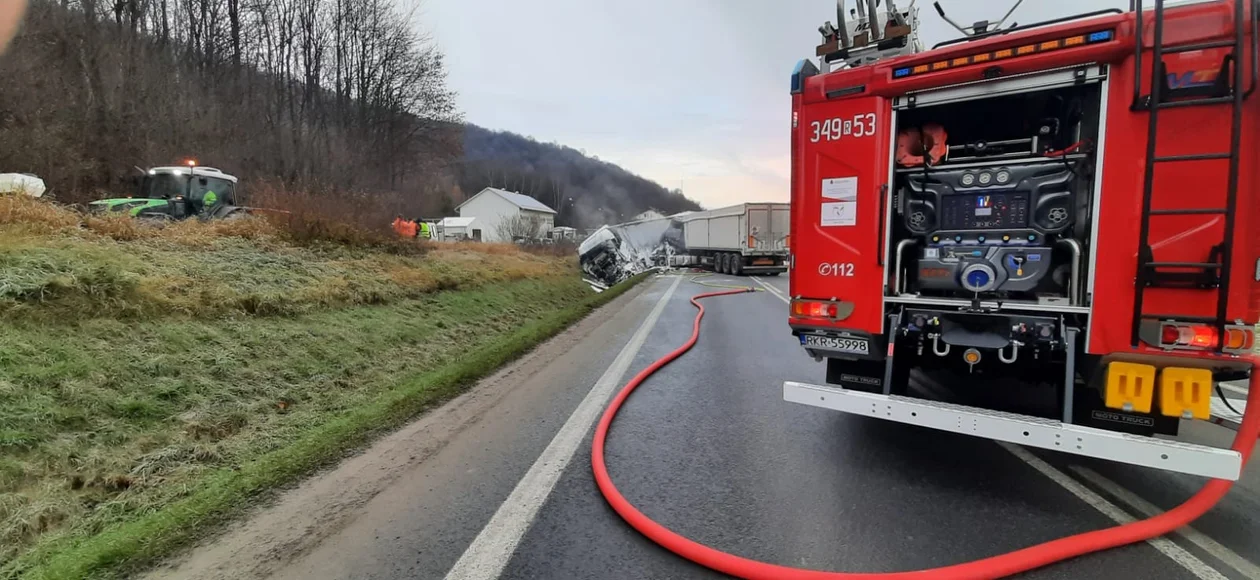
[680,202,789,275]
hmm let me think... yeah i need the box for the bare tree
[495,213,543,242]
[0,0,461,211]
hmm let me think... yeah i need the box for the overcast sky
[417,0,1128,209]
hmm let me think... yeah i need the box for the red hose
[591,288,1260,580]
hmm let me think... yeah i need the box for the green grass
[0,233,567,320]
[0,273,646,580]
[0,194,642,578]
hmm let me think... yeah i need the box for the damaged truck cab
[786,0,1258,480]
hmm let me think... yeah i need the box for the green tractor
[89,163,245,221]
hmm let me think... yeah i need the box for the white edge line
[1220,382,1248,396]
[1070,465,1260,580]
[752,276,789,304]
[442,275,682,580]
[782,279,1236,578]
[998,443,1230,580]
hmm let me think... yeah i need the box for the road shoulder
[140,277,658,580]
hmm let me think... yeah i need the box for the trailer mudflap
[790,92,892,335]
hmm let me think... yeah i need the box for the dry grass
[244,181,430,251]
[0,194,575,320]
[0,195,80,233]
[0,192,600,578]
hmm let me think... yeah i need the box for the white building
[455,187,557,243]
[632,209,664,221]
[438,217,480,241]
[550,226,577,241]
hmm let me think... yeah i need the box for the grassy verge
[0,194,650,578]
[1,273,646,580]
[0,194,569,320]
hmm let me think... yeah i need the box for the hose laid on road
[688,273,764,291]
[591,284,1260,580]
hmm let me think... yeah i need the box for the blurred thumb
[0,0,25,55]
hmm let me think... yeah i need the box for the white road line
[773,290,1236,577]
[1070,465,1260,580]
[1220,381,1248,396]
[752,276,788,303]
[917,373,1229,577]
[999,444,1230,580]
[443,275,681,580]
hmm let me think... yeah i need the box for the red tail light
[1156,321,1255,354]
[1160,325,1180,345]
[791,300,838,319]
[1159,322,1217,349]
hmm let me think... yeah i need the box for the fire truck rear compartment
[848,78,1160,432]
[891,82,1103,305]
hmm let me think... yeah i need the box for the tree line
[1,0,702,229]
[1,0,460,214]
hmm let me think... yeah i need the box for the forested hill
[1,0,698,232]
[457,125,702,230]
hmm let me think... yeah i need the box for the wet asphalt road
[272,273,1260,580]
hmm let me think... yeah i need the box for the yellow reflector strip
[1064,35,1086,46]
[932,61,949,70]
[952,57,969,66]
[1017,45,1036,55]
[994,48,1014,58]
[1040,40,1061,50]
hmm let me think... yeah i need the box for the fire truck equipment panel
[901,162,1076,237]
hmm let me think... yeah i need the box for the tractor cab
[91,164,241,220]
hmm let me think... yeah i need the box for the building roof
[456,187,557,214]
[440,217,477,228]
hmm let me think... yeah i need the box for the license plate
[801,334,869,355]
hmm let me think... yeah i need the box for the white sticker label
[821,201,856,227]
[821,177,857,227]
[821,177,857,201]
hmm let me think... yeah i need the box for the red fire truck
[785,0,1257,480]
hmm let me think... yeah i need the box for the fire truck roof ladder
[816,0,921,71]
[1130,0,1258,351]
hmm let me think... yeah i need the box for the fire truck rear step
[783,381,1243,480]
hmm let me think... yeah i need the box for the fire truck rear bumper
[783,381,1243,480]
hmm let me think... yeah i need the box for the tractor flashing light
[891,29,1114,78]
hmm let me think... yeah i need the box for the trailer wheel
[730,255,743,276]
[716,253,728,274]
